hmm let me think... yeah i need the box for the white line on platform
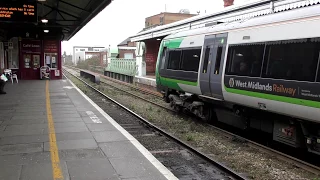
[65,75,178,180]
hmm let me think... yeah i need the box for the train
[155,4,320,155]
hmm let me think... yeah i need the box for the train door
[209,33,228,99]
[200,33,228,99]
[200,35,215,96]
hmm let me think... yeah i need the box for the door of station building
[21,53,40,79]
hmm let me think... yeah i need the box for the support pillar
[135,41,146,77]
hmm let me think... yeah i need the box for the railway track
[63,68,246,180]
[63,66,320,178]
[64,65,162,99]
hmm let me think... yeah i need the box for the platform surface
[0,79,175,180]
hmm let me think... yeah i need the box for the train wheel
[202,105,214,123]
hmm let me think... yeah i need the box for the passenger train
[155,5,320,155]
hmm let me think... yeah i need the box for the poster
[46,56,51,65]
[55,70,60,76]
[52,57,56,63]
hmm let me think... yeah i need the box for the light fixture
[44,29,49,33]
[156,38,161,41]
[41,18,48,23]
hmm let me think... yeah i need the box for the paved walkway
[0,79,177,180]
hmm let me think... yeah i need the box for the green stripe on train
[164,38,183,49]
[225,87,320,108]
[160,76,197,90]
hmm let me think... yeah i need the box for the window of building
[180,48,201,72]
[167,50,181,70]
[226,43,265,77]
[262,39,319,82]
[124,53,133,59]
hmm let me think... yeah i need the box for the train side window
[180,48,202,72]
[167,50,182,70]
[262,39,319,82]
[202,46,211,73]
[214,46,223,74]
[160,47,167,69]
[226,43,265,77]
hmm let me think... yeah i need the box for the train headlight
[317,139,320,144]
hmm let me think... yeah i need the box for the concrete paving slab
[45,126,89,134]
[51,117,83,123]
[0,143,43,155]
[0,128,44,137]
[50,110,79,114]
[52,113,81,118]
[0,80,173,180]
[10,111,46,116]
[11,115,47,120]
[1,119,46,125]
[44,139,98,151]
[0,134,48,145]
[58,148,105,161]
[53,122,87,128]
[86,123,118,132]
[0,164,22,180]
[55,132,94,141]
[109,157,167,179]
[81,116,111,124]
[67,159,119,180]
[20,162,70,180]
[92,131,128,143]
[99,141,145,158]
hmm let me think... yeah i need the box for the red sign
[44,40,58,53]
[21,40,41,53]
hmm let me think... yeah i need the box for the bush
[76,56,100,70]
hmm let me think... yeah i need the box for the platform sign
[0,2,37,23]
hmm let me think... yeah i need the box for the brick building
[117,37,136,59]
[144,12,196,30]
[141,12,197,73]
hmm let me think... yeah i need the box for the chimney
[224,0,234,7]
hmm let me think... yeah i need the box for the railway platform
[0,79,176,180]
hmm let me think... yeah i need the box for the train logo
[229,78,235,88]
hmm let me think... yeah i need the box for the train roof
[164,3,320,40]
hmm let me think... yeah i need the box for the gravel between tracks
[66,69,319,180]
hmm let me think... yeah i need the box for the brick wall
[145,12,196,28]
[144,39,161,74]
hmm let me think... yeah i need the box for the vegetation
[76,56,100,70]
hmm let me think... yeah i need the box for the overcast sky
[61,0,257,54]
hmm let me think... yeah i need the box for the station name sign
[0,2,37,23]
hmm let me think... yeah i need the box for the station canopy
[0,0,112,41]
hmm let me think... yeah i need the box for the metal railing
[105,58,137,76]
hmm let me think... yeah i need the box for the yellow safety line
[46,80,64,180]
